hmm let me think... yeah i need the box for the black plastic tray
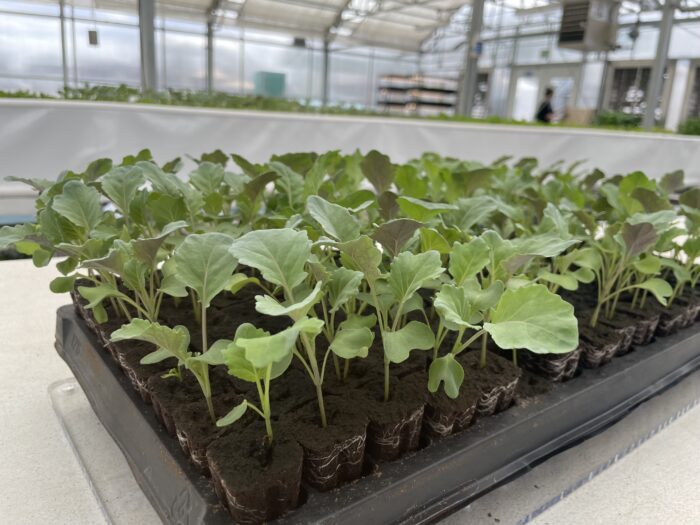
[55,304,700,524]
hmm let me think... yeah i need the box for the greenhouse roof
[61,0,473,52]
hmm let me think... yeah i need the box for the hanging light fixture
[88,0,99,46]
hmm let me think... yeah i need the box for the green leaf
[680,187,700,211]
[160,258,188,298]
[231,228,310,292]
[141,348,173,365]
[189,162,224,194]
[146,193,188,228]
[0,223,35,249]
[81,158,112,181]
[138,160,189,197]
[330,326,374,359]
[660,258,691,284]
[449,237,490,285]
[111,318,190,363]
[396,196,458,222]
[270,161,304,209]
[5,175,54,192]
[388,250,444,305]
[395,164,427,198]
[633,254,662,275]
[383,321,435,364]
[236,326,299,369]
[173,232,237,307]
[337,235,382,286]
[660,170,684,194]
[484,284,578,354]
[510,234,580,260]
[101,166,145,215]
[630,188,671,213]
[227,273,260,295]
[327,267,363,312]
[444,196,498,231]
[50,275,77,293]
[340,313,377,330]
[190,339,232,366]
[572,267,595,283]
[632,278,673,306]
[52,180,102,231]
[255,281,323,319]
[567,247,602,271]
[93,303,108,324]
[428,354,464,399]
[294,316,325,335]
[372,218,423,258]
[32,247,52,267]
[537,270,579,291]
[627,211,678,237]
[130,220,187,267]
[216,400,248,427]
[78,283,129,309]
[420,228,451,254]
[306,195,360,242]
[361,150,394,194]
[434,282,482,330]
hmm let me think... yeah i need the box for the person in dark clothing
[535,87,555,123]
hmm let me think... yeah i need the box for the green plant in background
[678,117,700,136]
[594,111,642,129]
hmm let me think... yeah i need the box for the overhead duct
[558,0,620,51]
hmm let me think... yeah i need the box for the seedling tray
[55,304,700,524]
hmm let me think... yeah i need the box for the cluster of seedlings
[4,149,700,523]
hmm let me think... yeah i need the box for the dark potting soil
[458,351,521,417]
[578,321,622,369]
[111,339,171,403]
[422,381,479,444]
[655,301,688,336]
[514,369,554,405]
[614,303,660,346]
[284,395,368,491]
[360,371,428,463]
[172,392,246,473]
[518,344,583,383]
[207,422,304,524]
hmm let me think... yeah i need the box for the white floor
[1,258,700,525]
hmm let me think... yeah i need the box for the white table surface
[2,257,699,525]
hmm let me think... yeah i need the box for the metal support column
[138,0,157,92]
[322,38,330,107]
[59,0,69,90]
[458,0,485,116]
[206,20,214,93]
[596,51,610,114]
[643,0,675,129]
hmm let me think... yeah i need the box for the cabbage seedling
[215,322,307,444]
[230,228,330,426]
[111,319,225,422]
[429,283,579,398]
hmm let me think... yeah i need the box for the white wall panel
[1,100,700,209]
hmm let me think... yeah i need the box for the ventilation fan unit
[558,0,619,51]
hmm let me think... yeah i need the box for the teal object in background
[253,72,286,98]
